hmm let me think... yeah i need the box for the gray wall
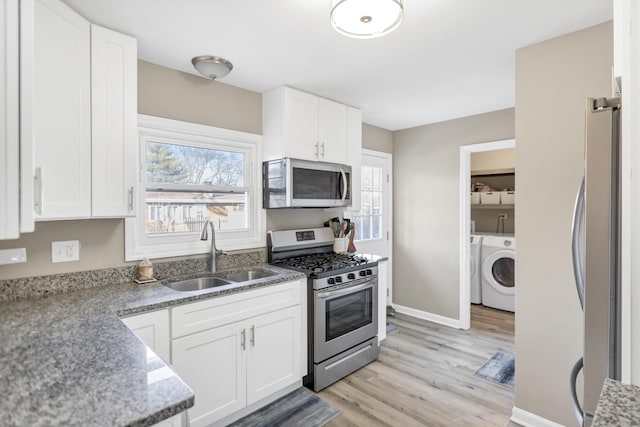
[393,108,514,318]
[0,60,392,279]
[514,22,612,425]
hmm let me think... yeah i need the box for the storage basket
[480,191,500,204]
[500,191,515,204]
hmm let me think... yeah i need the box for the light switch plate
[0,248,27,265]
[51,240,80,263]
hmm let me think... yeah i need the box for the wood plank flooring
[317,305,515,427]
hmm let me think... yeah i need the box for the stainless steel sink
[222,269,277,282]
[165,276,232,292]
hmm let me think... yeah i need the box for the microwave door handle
[340,169,347,201]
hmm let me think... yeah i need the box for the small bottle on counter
[138,257,154,281]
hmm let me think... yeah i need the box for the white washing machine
[481,235,516,312]
[470,234,483,304]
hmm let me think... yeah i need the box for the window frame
[125,115,265,261]
[353,164,384,242]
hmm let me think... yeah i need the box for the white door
[351,149,392,305]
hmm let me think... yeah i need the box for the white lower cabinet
[246,306,301,404]
[120,309,170,363]
[170,280,305,427]
[172,321,247,425]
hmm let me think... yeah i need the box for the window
[353,165,383,241]
[125,115,265,261]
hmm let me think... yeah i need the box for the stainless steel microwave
[263,158,352,208]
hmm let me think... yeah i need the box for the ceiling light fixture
[330,0,404,39]
[191,55,233,80]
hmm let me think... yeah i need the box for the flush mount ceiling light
[191,55,233,80]
[330,0,404,39]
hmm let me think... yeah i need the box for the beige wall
[393,108,514,318]
[138,60,262,134]
[514,22,612,425]
[0,61,264,280]
[0,61,392,279]
[471,148,515,172]
[363,123,393,153]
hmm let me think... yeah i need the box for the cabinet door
[0,0,20,239]
[246,306,301,405]
[121,309,170,363]
[283,87,319,161]
[33,0,91,219]
[91,24,138,217]
[346,106,362,210]
[318,98,347,164]
[172,323,247,427]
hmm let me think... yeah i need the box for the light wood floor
[317,305,516,427]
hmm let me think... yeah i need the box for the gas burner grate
[273,253,369,274]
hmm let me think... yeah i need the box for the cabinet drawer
[172,280,303,338]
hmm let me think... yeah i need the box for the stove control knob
[359,270,367,277]
[327,278,335,285]
[347,273,356,280]
[366,269,372,275]
[335,276,342,283]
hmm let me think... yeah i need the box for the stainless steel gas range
[268,227,379,391]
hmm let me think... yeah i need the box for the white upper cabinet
[91,24,138,217]
[263,86,348,164]
[0,0,20,239]
[33,0,91,219]
[317,97,347,164]
[346,106,362,212]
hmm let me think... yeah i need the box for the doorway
[458,139,515,329]
[352,149,393,306]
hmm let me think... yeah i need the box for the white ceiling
[62,0,612,131]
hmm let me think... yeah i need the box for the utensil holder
[333,237,348,254]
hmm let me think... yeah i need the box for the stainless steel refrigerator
[570,96,621,426]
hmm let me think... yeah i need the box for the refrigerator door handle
[571,177,586,310]
[570,357,585,426]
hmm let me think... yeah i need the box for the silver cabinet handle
[241,329,246,350]
[321,142,325,158]
[571,177,585,310]
[250,325,255,347]
[127,186,134,213]
[314,142,319,159]
[34,166,43,215]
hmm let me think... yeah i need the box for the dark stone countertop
[593,378,640,426]
[0,264,306,427]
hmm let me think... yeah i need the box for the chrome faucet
[200,218,224,273]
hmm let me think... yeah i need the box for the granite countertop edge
[0,264,306,427]
[592,378,640,426]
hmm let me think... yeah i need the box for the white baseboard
[393,304,462,329]
[511,407,565,427]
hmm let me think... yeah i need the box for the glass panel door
[325,287,373,341]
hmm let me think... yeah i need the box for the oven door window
[325,287,373,341]
[293,168,347,200]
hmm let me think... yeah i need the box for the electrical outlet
[498,213,508,220]
[52,240,80,263]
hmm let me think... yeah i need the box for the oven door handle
[317,281,374,299]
